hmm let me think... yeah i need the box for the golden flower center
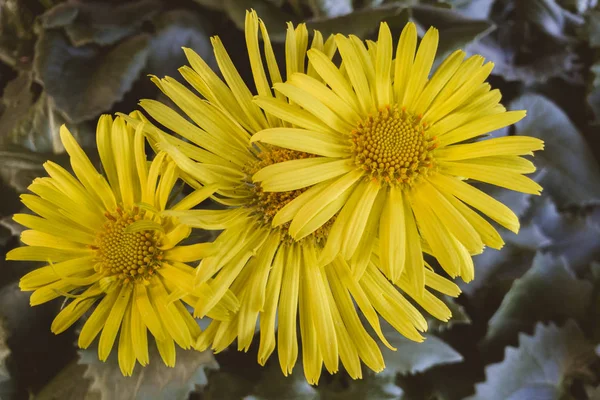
[351,105,436,186]
[93,207,163,283]
[246,147,333,244]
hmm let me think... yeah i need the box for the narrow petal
[437,111,527,147]
[299,260,323,385]
[442,192,504,250]
[394,22,417,105]
[417,181,484,254]
[78,286,121,349]
[278,244,300,375]
[118,301,136,376]
[428,172,519,232]
[99,284,132,361]
[130,302,149,365]
[171,183,220,211]
[287,73,360,124]
[335,34,374,113]
[326,265,385,373]
[51,285,102,334]
[257,159,353,192]
[258,245,285,365]
[303,245,338,374]
[439,160,542,194]
[96,115,121,201]
[134,283,165,341]
[211,36,268,131]
[341,179,381,260]
[435,136,544,161]
[60,125,116,211]
[378,186,406,282]
[274,82,355,134]
[289,169,363,239]
[251,127,349,158]
[404,27,439,111]
[375,22,393,107]
[413,50,465,116]
[410,195,461,278]
[306,48,362,113]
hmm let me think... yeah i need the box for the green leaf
[484,253,593,348]
[305,0,353,18]
[464,196,600,301]
[448,0,494,19]
[218,0,297,41]
[203,370,255,400]
[35,361,96,400]
[40,0,162,46]
[425,295,471,332]
[378,320,463,375]
[530,198,600,272]
[6,93,65,153]
[80,344,218,400]
[0,72,97,153]
[147,10,214,79]
[191,0,226,11]
[0,318,9,383]
[411,5,495,64]
[319,371,404,400]
[306,3,410,39]
[0,0,36,70]
[511,93,600,205]
[0,282,77,398]
[0,317,12,399]
[521,0,570,38]
[587,11,600,47]
[588,61,600,122]
[469,321,598,400]
[0,73,36,145]
[246,363,318,400]
[34,30,150,123]
[585,384,600,400]
[0,146,68,193]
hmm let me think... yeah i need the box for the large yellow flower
[6,116,237,375]
[250,22,544,287]
[127,11,462,383]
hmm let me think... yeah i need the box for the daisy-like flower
[5,116,238,375]
[251,22,544,287]
[127,11,462,383]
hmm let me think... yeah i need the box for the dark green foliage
[1,0,600,399]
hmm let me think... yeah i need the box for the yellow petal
[98,284,132,361]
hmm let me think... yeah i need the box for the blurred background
[0,0,600,399]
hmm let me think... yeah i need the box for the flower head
[251,22,544,287]
[6,116,237,375]
[129,11,462,383]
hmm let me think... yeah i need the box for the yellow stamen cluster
[351,105,437,186]
[246,148,313,225]
[246,147,334,244]
[93,207,163,283]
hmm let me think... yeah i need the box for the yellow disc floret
[93,206,163,283]
[351,105,437,186]
[245,147,334,243]
[246,148,312,225]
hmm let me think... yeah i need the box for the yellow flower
[127,11,462,383]
[6,116,237,376]
[250,22,544,286]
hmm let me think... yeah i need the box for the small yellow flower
[6,116,237,375]
[127,11,462,384]
[250,22,544,287]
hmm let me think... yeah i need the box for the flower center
[351,105,437,186]
[245,147,334,244]
[93,207,163,283]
